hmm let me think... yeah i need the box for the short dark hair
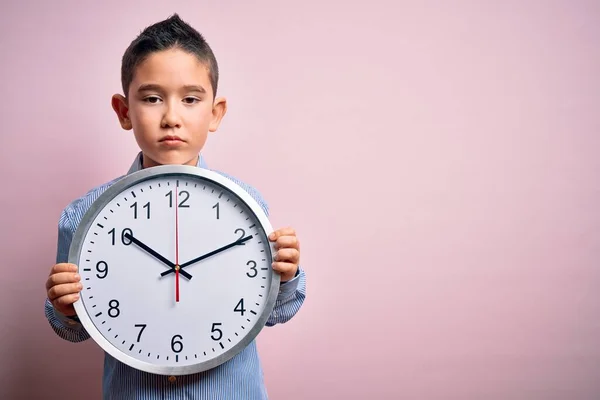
[120,14,219,98]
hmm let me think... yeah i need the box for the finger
[274,248,300,264]
[50,263,78,276]
[271,261,297,275]
[52,293,80,309]
[274,235,300,250]
[269,227,296,241]
[46,272,80,291]
[48,282,83,301]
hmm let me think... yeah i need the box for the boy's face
[112,48,226,168]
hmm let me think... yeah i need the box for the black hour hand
[123,233,193,280]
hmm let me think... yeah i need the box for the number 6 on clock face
[70,165,280,376]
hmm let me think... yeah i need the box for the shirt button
[168,376,176,383]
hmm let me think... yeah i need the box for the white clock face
[71,167,278,375]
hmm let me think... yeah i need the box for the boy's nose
[161,105,182,128]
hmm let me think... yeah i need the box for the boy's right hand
[46,263,82,316]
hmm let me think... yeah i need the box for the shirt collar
[127,152,208,175]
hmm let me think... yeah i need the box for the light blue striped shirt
[45,153,306,399]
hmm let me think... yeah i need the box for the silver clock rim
[70,165,280,376]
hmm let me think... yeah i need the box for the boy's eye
[183,97,200,104]
[144,96,162,104]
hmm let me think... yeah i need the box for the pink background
[1,1,599,399]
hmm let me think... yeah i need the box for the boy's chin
[142,152,199,168]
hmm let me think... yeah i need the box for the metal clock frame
[70,164,280,376]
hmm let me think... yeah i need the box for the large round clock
[70,165,280,376]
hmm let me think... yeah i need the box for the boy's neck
[126,152,206,175]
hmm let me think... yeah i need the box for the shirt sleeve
[44,207,91,343]
[266,266,306,326]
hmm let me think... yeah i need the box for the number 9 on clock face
[70,165,280,376]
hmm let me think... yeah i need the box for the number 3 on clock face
[70,165,280,376]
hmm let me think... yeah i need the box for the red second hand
[175,185,180,303]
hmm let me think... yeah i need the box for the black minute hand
[123,233,193,280]
[161,235,253,277]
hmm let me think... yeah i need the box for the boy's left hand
[268,227,300,282]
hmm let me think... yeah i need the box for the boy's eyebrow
[182,85,207,93]
[137,84,206,93]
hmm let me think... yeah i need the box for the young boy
[44,14,306,399]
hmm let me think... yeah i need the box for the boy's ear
[111,94,132,130]
[209,96,227,132]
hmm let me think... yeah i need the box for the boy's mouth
[159,135,184,142]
